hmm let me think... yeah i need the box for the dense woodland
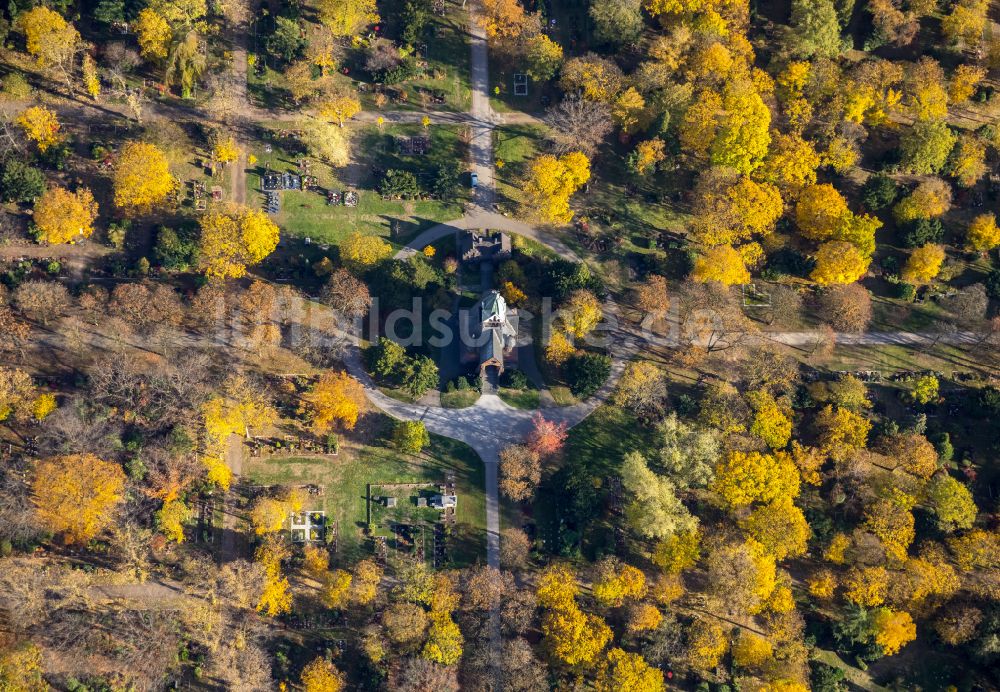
[1,0,1000,689]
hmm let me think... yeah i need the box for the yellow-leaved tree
[711,450,800,510]
[300,657,344,692]
[340,231,392,270]
[871,608,917,655]
[18,6,79,68]
[113,140,177,214]
[522,151,591,223]
[545,329,575,366]
[966,213,1000,252]
[156,499,193,542]
[136,8,172,59]
[709,80,771,176]
[901,244,946,285]
[32,186,98,245]
[893,178,951,224]
[32,454,126,544]
[17,105,63,152]
[560,289,602,339]
[740,496,811,560]
[212,135,240,164]
[795,183,849,241]
[595,648,664,692]
[691,244,751,285]
[747,390,792,449]
[814,404,871,459]
[536,563,612,666]
[299,371,366,432]
[0,367,36,423]
[629,138,667,176]
[255,536,292,615]
[480,0,536,41]
[198,206,280,279]
[592,561,647,608]
[691,168,783,246]
[316,0,379,36]
[761,131,821,192]
[319,92,362,127]
[202,375,277,488]
[810,241,870,285]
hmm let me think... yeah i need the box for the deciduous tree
[300,657,344,692]
[711,450,800,509]
[499,444,541,501]
[941,0,988,47]
[893,179,952,224]
[740,496,811,560]
[871,608,916,655]
[900,120,956,174]
[614,361,667,416]
[32,186,98,245]
[691,244,750,285]
[789,0,843,58]
[316,0,379,36]
[16,106,62,152]
[198,205,280,279]
[691,168,783,245]
[590,0,644,46]
[300,371,365,432]
[136,8,171,59]
[927,475,977,532]
[480,0,536,41]
[948,134,987,188]
[32,454,125,543]
[966,213,1000,252]
[816,284,873,332]
[524,34,563,81]
[393,420,430,454]
[0,367,35,423]
[113,140,177,213]
[18,6,80,69]
[560,289,602,338]
[300,119,351,166]
[522,151,591,223]
[901,244,945,285]
[710,82,771,175]
[319,92,362,127]
[796,183,849,241]
[747,390,793,449]
[559,53,624,102]
[621,451,697,538]
[340,231,392,270]
[526,414,567,456]
[543,96,613,156]
[810,241,869,285]
[595,648,664,692]
[685,617,729,672]
[625,137,667,179]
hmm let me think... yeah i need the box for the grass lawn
[499,387,539,409]
[493,124,547,210]
[244,123,468,245]
[244,429,486,566]
[534,404,656,557]
[440,389,480,408]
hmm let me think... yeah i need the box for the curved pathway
[342,1,604,569]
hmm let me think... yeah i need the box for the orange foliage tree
[31,454,126,543]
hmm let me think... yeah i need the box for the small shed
[385,496,397,508]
